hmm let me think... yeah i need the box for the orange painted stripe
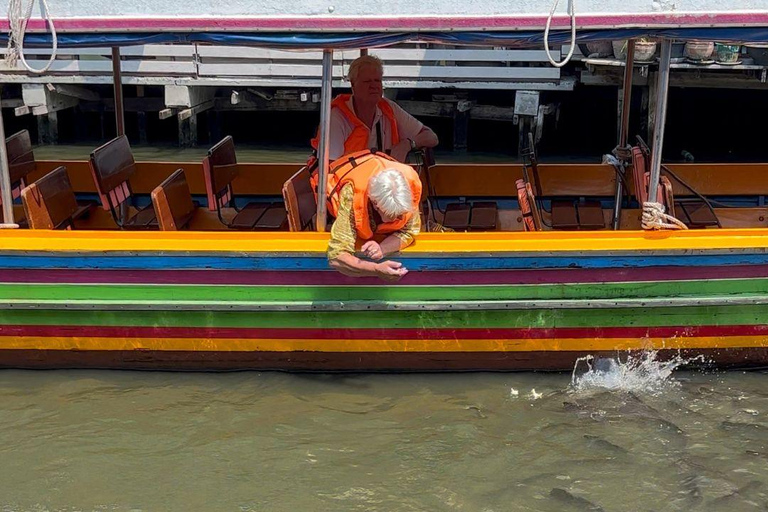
[0,336,766,352]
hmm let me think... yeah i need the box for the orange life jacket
[313,151,421,240]
[310,94,400,156]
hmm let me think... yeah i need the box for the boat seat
[282,166,317,231]
[89,135,157,229]
[674,198,719,228]
[442,201,498,231]
[151,169,198,230]
[2,129,37,227]
[443,203,470,230]
[203,136,288,231]
[631,146,667,206]
[551,200,605,230]
[516,178,542,231]
[21,166,94,229]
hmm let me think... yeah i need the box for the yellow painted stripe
[1,336,766,352]
[2,229,768,254]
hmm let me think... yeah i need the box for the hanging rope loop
[641,201,688,230]
[6,0,58,74]
[543,0,576,68]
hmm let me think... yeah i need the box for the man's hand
[375,260,408,282]
[361,240,384,260]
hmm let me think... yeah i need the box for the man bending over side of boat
[326,154,422,281]
[311,55,438,162]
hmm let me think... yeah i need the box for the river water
[5,146,768,510]
[1,354,767,512]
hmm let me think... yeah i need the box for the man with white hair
[325,152,422,281]
[311,55,438,162]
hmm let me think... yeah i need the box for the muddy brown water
[1,364,767,511]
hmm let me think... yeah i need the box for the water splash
[569,351,703,396]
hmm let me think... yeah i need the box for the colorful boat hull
[1,230,768,370]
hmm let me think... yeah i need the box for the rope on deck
[642,201,688,231]
[6,0,58,74]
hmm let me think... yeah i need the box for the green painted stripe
[0,304,766,329]
[1,279,767,303]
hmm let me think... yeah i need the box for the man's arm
[329,252,408,281]
[412,125,439,149]
[327,184,409,281]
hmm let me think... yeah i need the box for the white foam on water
[568,351,703,396]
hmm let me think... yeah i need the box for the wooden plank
[196,47,558,62]
[178,99,215,121]
[158,108,175,120]
[0,60,196,74]
[46,83,101,101]
[345,48,561,62]
[196,47,329,59]
[0,45,196,57]
[0,98,23,108]
[198,63,559,80]
[197,63,346,77]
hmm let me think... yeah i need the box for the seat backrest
[516,178,542,231]
[282,166,317,231]
[631,146,649,204]
[21,166,79,229]
[202,135,238,212]
[151,169,196,231]
[631,145,667,206]
[659,175,675,218]
[88,135,136,212]
[5,130,35,201]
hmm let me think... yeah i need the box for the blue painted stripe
[1,253,768,271]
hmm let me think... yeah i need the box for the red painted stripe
[3,324,768,340]
[2,13,767,32]
[2,265,768,286]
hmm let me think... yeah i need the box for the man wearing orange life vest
[312,54,438,162]
[325,151,422,281]
[320,55,436,281]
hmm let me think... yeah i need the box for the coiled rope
[543,0,576,68]
[6,0,58,74]
[641,201,688,230]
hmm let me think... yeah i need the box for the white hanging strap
[6,0,58,74]
[543,0,576,68]
[641,201,688,231]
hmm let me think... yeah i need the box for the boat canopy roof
[1,0,767,49]
[2,27,768,50]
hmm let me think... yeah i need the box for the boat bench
[151,169,198,230]
[442,202,498,231]
[2,129,37,227]
[204,136,288,231]
[674,198,719,228]
[282,166,317,232]
[551,200,605,230]
[21,166,94,229]
[89,135,158,229]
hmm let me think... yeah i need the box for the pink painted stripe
[2,13,768,32]
[2,324,768,339]
[0,265,767,286]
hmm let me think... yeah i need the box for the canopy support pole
[0,90,15,225]
[647,39,672,209]
[612,40,635,230]
[112,47,125,137]
[618,41,635,151]
[315,49,333,231]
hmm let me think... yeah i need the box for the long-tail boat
[0,0,767,370]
